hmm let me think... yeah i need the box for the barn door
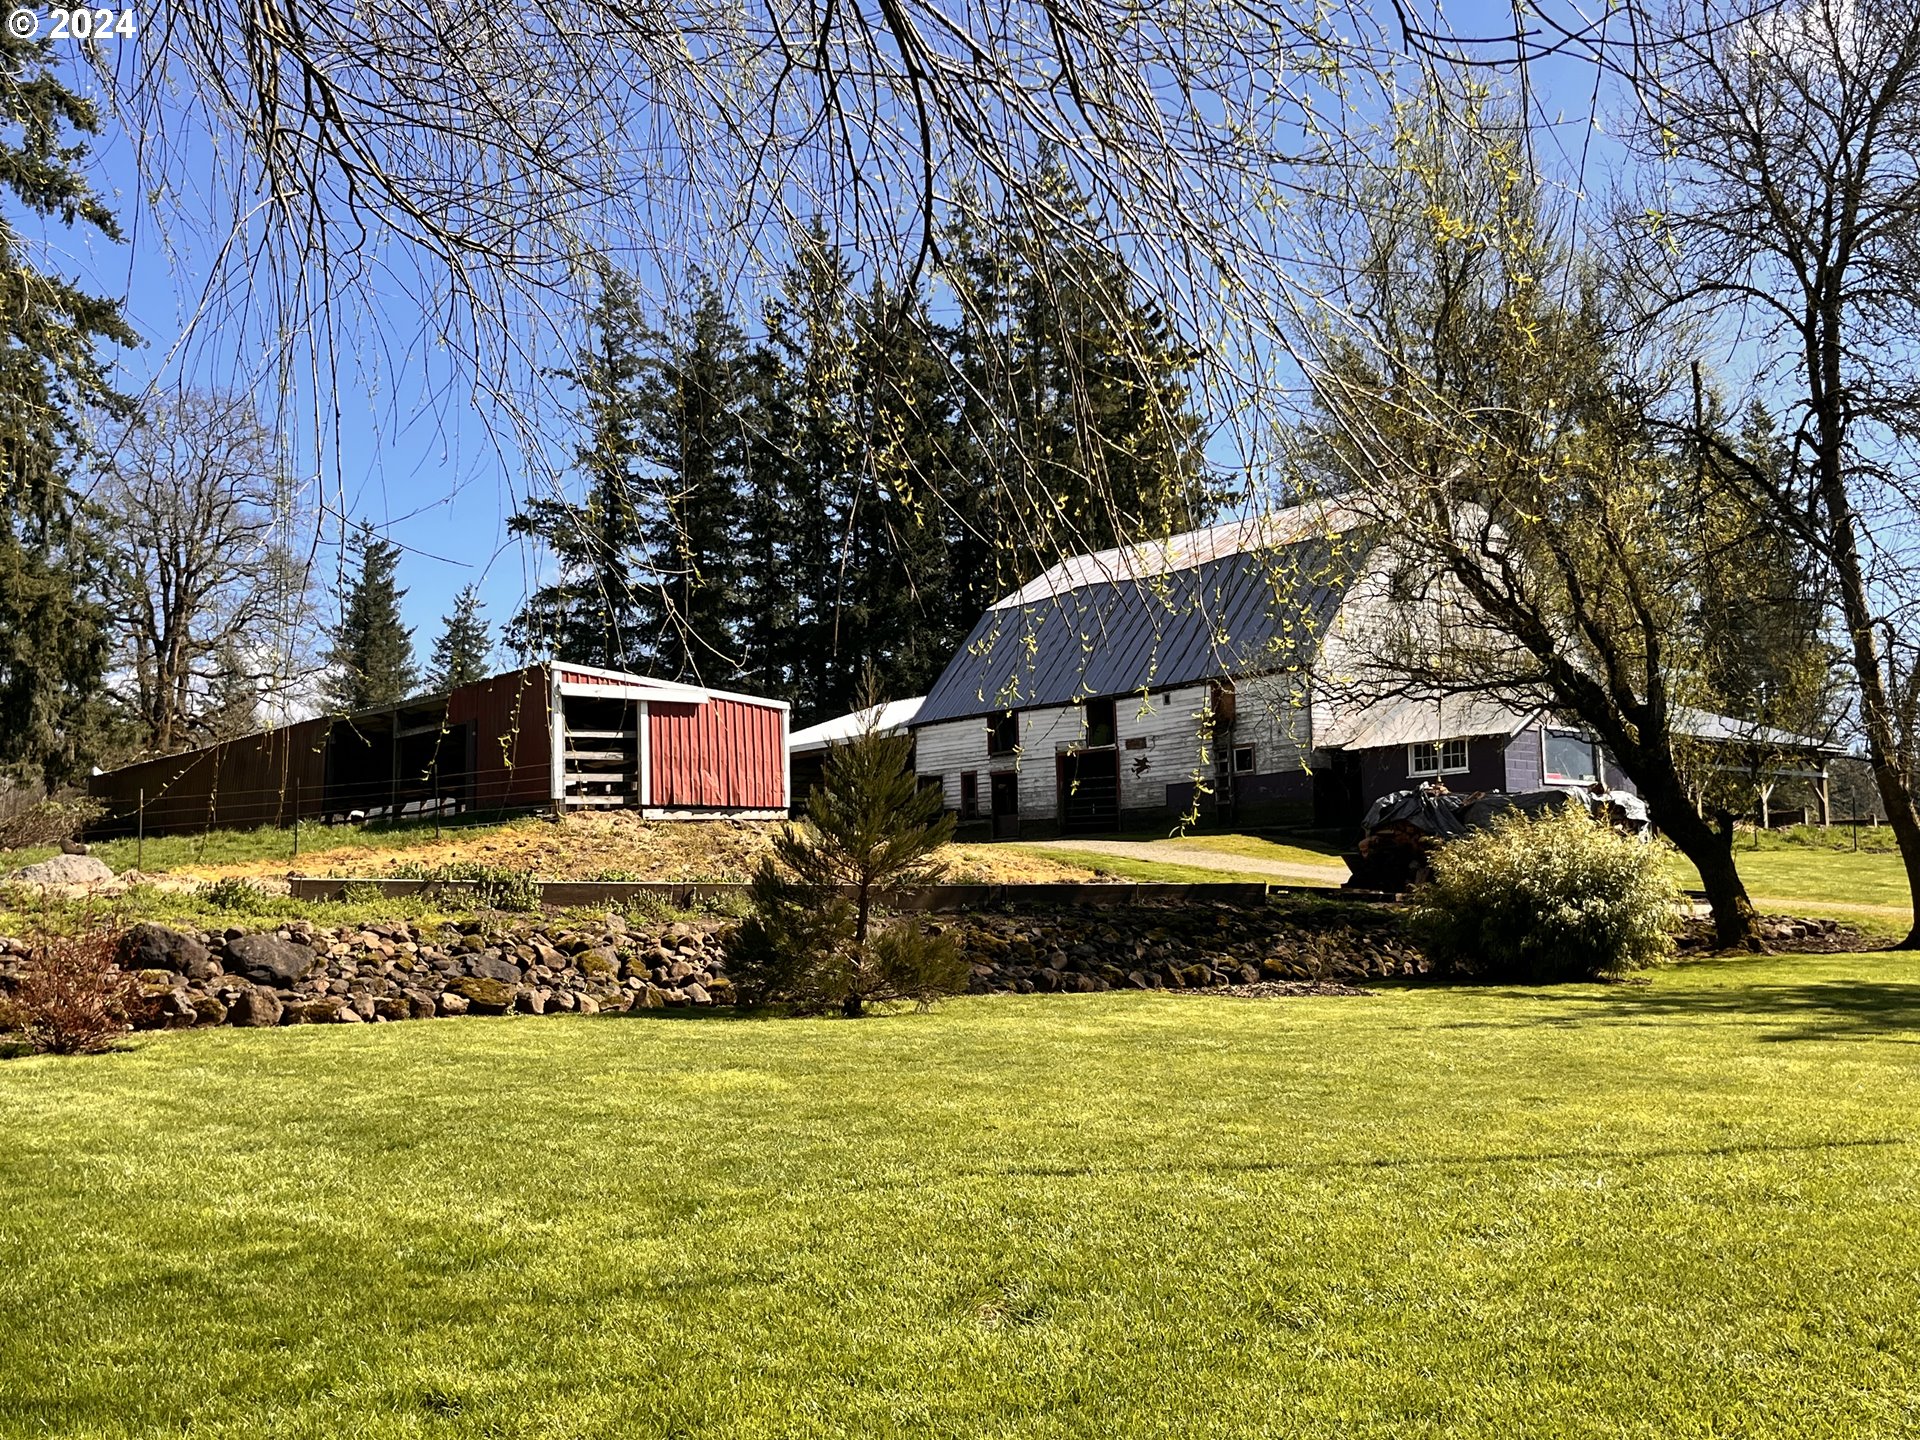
[990,771,1020,840]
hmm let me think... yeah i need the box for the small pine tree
[429,583,492,691]
[323,524,419,711]
[727,704,962,1016]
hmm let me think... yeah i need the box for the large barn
[909,504,1841,837]
[87,663,788,836]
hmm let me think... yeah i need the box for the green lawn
[5,955,1920,1437]
[1662,828,1914,935]
[1159,831,1347,869]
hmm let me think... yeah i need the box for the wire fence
[88,770,560,844]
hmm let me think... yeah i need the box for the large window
[1544,731,1599,783]
[988,710,1020,756]
[1409,738,1469,776]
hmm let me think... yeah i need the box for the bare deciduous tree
[104,1,1387,605]
[1631,0,1920,946]
[94,390,300,754]
[1294,83,1805,948]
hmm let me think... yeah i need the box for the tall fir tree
[428,583,492,690]
[1692,401,1840,746]
[507,264,651,667]
[737,315,800,699]
[0,32,137,784]
[839,282,963,708]
[940,159,1213,594]
[767,230,859,721]
[635,282,751,683]
[324,524,418,711]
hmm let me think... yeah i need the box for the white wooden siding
[913,716,990,811]
[1234,672,1315,777]
[914,676,1315,821]
[1114,685,1207,812]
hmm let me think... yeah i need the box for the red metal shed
[546,664,788,815]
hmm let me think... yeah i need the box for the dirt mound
[185,811,1091,885]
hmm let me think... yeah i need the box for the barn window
[1083,697,1117,748]
[1409,738,1469,776]
[1209,679,1237,727]
[988,710,1019,756]
[1234,745,1256,774]
[960,771,979,818]
[1544,731,1599,783]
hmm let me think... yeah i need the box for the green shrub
[202,876,274,913]
[1410,808,1679,982]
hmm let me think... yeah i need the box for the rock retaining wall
[0,900,1424,1029]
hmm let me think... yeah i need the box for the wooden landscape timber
[283,876,1324,909]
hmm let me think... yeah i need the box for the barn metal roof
[1318,694,1535,750]
[788,697,925,755]
[914,520,1364,726]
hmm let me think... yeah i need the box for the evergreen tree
[429,583,492,690]
[725,702,963,1017]
[1695,403,1837,734]
[507,264,651,667]
[0,32,137,784]
[765,232,858,720]
[634,282,751,683]
[737,318,800,698]
[940,160,1215,593]
[840,283,963,707]
[324,524,418,710]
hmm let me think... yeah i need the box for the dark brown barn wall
[446,665,554,815]
[86,716,332,836]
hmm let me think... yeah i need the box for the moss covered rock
[445,976,514,1014]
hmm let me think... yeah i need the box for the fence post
[136,788,144,871]
[293,779,301,861]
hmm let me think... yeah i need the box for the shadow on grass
[1497,974,1920,1043]
[987,1133,1914,1181]
[588,1003,924,1023]
[588,1004,771,1024]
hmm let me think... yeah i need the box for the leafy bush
[388,860,541,912]
[727,717,963,1016]
[0,796,105,851]
[0,929,143,1055]
[1410,808,1679,982]
[202,876,274,913]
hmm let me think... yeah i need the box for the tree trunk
[1812,415,1920,947]
[1637,774,1762,950]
